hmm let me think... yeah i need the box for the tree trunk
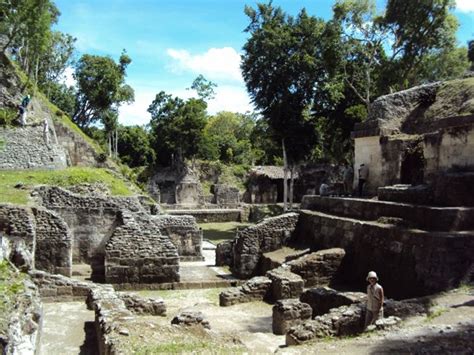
[114,128,118,159]
[108,133,112,157]
[282,138,288,212]
[289,165,295,210]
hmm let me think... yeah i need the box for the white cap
[366,271,378,281]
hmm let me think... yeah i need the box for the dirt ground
[115,285,474,354]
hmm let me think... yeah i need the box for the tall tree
[242,3,330,209]
[73,52,134,128]
[148,92,207,166]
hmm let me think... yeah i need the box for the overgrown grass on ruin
[199,222,252,245]
[0,167,134,205]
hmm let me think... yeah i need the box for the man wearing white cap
[365,270,384,328]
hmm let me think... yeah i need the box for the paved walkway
[180,240,238,283]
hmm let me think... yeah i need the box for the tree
[117,125,155,167]
[468,40,474,70]
[189,74,217,100]
[148,92,207,166]
[332,0,388,110]
[383,0,459,88]
[73,52,134,128]
[242,3,329,209]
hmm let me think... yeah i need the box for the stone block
[286,248,345,287]
[219,276,272,306]
[266,267,304,301]
[171,311,210,329]
[272,299,312,335]
[300,287,366,316]
[56,286,73,296]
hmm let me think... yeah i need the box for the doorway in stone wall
[400,143,425,185]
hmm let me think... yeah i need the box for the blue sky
[54,0,474,126]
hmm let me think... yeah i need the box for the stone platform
[291,208,474,298]
[300,195,474,231]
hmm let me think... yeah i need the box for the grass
[0,167,134,205]
[199,222,253,245]
[426,77,474,119]
[425,307,448,322]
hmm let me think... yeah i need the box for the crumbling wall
[105,211,180,284]
[232,213,299,278]
[291,210,474,298]
[153,215,202,259]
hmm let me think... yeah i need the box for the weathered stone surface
[212,184,240,207]
[153,214,202,258]
[1,273,42,355]
[266,267,304,301]
[232,213,299,278]
[105,210,180,284]
[171,311,210,329]
[433,172,474,207]
[292,210,474,298]
[286,248,345,287]
[215,240,233,267]
[272,299,312,335]
[0,125,68,170]
[219,276,272,306]
[374,316,401,330]
[118,292,166,316]
[300,287,366,316]
[286,303,365,346]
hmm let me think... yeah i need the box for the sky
[53,0,474,126]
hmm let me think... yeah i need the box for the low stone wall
[272,299,312,335]
[300,287,366,316]
[300,195,474,231]
[0,126,68,170]
[153,215,202,258]
[29,270,91,301]
[291,210,474,298]
[105,211,180,284]
[166,208,242,223]
[232,213,299,278]
[286,248,345,287]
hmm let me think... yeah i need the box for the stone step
[300,195,474,232]
[166,208,242,223]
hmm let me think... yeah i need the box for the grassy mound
[0,261,25,340]
[0,167,134,205]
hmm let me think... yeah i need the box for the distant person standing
[343,162,354,196]
[18,94,31,126]
[358,163,369,197]
[319,181,330,197]
[43,117,50,147]
[365,271,384,328]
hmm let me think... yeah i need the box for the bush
[0,107,19,126]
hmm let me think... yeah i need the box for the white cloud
[118,84,254,126]
[119,89,156,126]
[166,47,243,82]
[456,0,474,12]
[58,66,76,87]
[207,85,254,115]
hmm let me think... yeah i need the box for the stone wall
[0,126,68,170]
[153,215,202,259]
[166,208,242,223]
[232,213,299,278]
[52,120,101,167]
[32,208,72,276]
[0,204,73,276]
[300,195,474,231]
[105,211,180,284]
[34,186,140,280]
[291,210,474,298]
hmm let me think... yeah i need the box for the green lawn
[199,221,253,245]
[0,167,134,205]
